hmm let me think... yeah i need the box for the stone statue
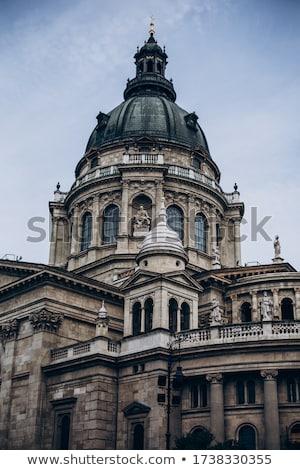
[274,235,281,258]
[210,298,222,325]
[260,291,273,321]
[134,205,151,230]
[212,246,221,269]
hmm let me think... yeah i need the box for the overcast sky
[1,0,300,270]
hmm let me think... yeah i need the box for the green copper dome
[85,30,210,155]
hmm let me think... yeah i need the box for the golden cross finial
[149,16,155,36]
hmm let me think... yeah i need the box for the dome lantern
[124,22,175,102]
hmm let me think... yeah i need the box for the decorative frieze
[29,309,63,332]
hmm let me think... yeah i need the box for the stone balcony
[67,160,239,206]
[176,321,300,349]
[49,321,300,364]
[50,336,121,363]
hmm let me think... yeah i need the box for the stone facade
[1,27,300,450]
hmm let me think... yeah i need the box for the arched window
[167,205,184,241]
[281,298,294,321]
[169,298,178,333]
[133,423,144,450]
[238,425,256,449]
[91,156,98,168]
[81,212,92,251]
[241,302,252,323]
[144,298,153,333]
[103,204,119,244]
[191,386,199,408]
[180,302,190,331]
[236,381,245,404]
[287,378,297,402]
[195,213,207,252]
[146,60,153,72]
[132,302,142,336]
[247,381,256,404]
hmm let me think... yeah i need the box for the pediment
[123,401,151,417]
[164,270,203,291]
[121,270,158,289]
[121,268,202,292]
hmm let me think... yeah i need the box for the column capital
[260,369,278,380]
[206,372,223,384]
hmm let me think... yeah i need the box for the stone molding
[29,309,64,332]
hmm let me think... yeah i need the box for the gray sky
[1,0,300,269]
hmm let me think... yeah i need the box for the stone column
[120,180,129,235]
[206,373,224,444]
[187,196,194,248]
[92,196,100,246]
[70,205,80,255]
[272,289,280,319]
[155,180,164,222]
[117,180,130,253]
[251,291,258,322]
[294,288,300,320]
[231,294,238,323]
[177,306,181,332]
[233,218,241,266]
[260,369,280,449]
[210,208,217,254]
[49,216,59,265]
[140,305,145,333]
[0,324,18,449]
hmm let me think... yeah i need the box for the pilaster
[231,294,238,324]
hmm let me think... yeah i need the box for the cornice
[0,265,123,303]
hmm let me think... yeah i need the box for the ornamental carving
[206,372,223,383]
[260,369,278,380]
[29,309,64,332]
[0,319,19,342]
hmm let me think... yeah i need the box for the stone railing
[69,162,239,206]
[123,153,164,165]
[50,338,121,363]
[73,165,120,189]
[167,166,238,203]
[50,322,300,363]
[176,321,300,348]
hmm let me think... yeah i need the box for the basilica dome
[85,29,210,154]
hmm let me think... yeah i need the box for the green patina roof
[85,32,210,155]
[86,95,210,153]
